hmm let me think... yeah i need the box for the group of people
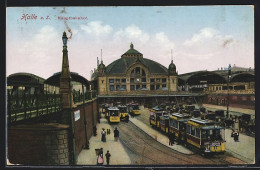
[97,148,111,165]
[97,127,120,165]
[101,127,120,142]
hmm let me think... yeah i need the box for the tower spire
[101,49,103,62]
[171,49,173,63]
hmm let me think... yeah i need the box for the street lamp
[226,64,231,119]
[62,31,68,46]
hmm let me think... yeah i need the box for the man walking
[114,127,119,141]
[105,150,111,165]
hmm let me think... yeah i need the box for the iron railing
[7,92,62,125]
[73,90,97,103]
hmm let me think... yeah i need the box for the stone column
[59,31,76,165]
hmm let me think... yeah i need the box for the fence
[7,90,97,126]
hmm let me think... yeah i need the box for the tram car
[102,103,109,114]
[149,110,167,128]
[184,105,196,114]
[185,118,225,155]
[169,113,192,143]
[159,114,170,133]
[118,105,129,121]
[214,109,226,123]
[107,107,120,123]
[130,103,141,115]
[190,109,201,118]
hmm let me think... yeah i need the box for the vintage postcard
[6,5,255,167]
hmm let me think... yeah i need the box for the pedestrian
[114,127,119,141]
[231,129,235,137]
[177,132,181,145]
[234,130,239,142]
[107,129,109,135]
[93,126,97,136]
[171,132,175,145]
[126,114,129,123]
[108,129,111,135]
[105,150,111,165]
[97,148,103,165]
[101,128,106,142]
[168,133,172,146]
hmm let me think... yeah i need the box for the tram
[159,114,170,133]
[130,103,141,115]
[169,113,191,143]
[150,111,226,156]
[149,110,167,128]
[185,118,225,155]
[118,105,129,121]
[107,107,120,123]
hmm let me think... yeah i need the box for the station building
[92,43,178,97]
[91,43,254,110]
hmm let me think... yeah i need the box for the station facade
[93,43,178,96]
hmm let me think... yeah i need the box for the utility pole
[226,64,231,119]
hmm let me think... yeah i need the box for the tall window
[110,85,114,91]
[130,85,135,91]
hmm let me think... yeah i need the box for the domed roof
[121,43,143,58]
[168,60,176,69]
[106,57,168,75]
[98,60,106,70]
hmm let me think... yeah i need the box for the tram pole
[226,64,231,119]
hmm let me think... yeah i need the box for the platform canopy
[44,72,90,89]
[7,72,45,87]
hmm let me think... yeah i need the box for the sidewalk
[76,116,131,166]
[225,128,255,164]
[129,117,194,155]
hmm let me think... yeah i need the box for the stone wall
[73,99,98,159]
[8,123,70,165]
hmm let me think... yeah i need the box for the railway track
[110,121,243,165]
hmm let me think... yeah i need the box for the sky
[6,6,254,80]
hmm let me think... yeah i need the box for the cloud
[7,25,61,78]
[114,24,150,43]
[80,21,113,36]
[183,27,234,48]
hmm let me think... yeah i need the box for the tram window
[186,125,191,134]
[191,126,195,136]
[195,128,200,138]
[201,130,207,139]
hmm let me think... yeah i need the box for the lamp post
[226,64,231,119]
[60,31,76,164]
